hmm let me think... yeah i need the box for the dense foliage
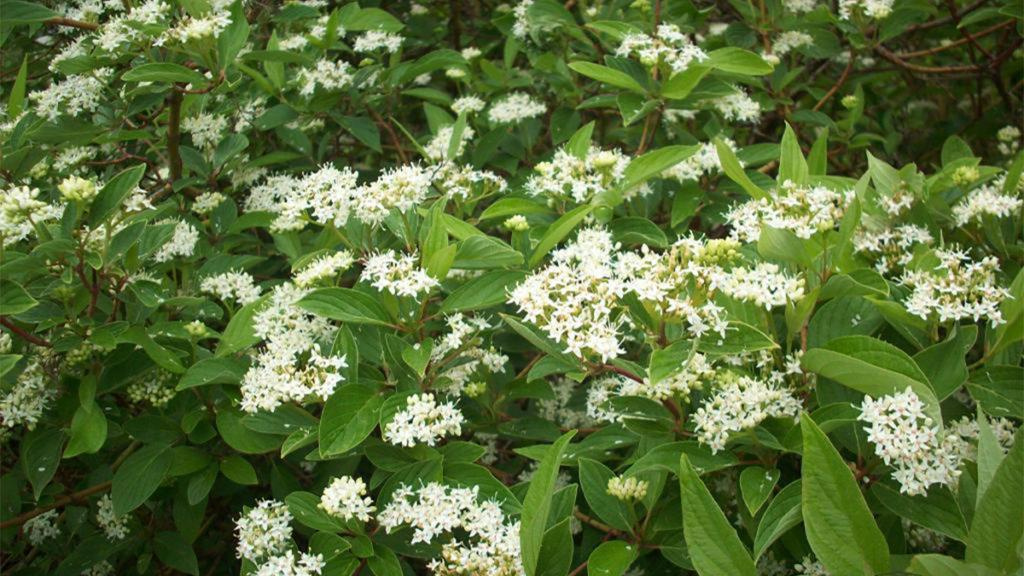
[0,0,1022,574]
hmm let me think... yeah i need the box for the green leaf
[587,540,638,576]
[0,0,57,24]
[620,145,698,191]
[753,480,802,559]
[153,531,199,576]
[7,56,28,118]
[319,383,383,457]
[975,409,1004,503]
[661,65,709,99]
[22,428,63,500]
[778,123,808,185]
[216,296,266,356]
[696,321,777,356]
[802,335,941,424]
[219,455,258,485]
[871,482,967,542]
[440,270,527,313]
[800,414,890,575]
[966,430,1023,573]
[0,280,37,315]
[705,47,774,75]
[452,235,524,269]
[909,555,1003,576]
[912,325,976,400]
[566,121,596,159]
[286,491,345,532]
[715,139,767,199]
[112,444,174,516]
[521,430,576,576]
[678,454,756,576]
[299,288,393,326]
[122,63,208,84]
[216,409,281,454]
[966,366,1023,419]
[90,164,146,226]
[529,205,594,268]
[569,61,647,93]
[578,458,636,532]
[64,402,107,458]
[739,466,779,515]
[536,518,574,576]
[177,357,246,391]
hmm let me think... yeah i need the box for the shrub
[0,1,1021,575]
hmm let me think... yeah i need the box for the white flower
[951,174,1023,226]
[30,69,112,121]
[712,88,761,123]
[152,219,199,263]
[383,393,465,447]
[525,146,630,204]
[297,59,353,97]
[0,185,64,248]
[859,387,961,495]
[379,482,523,575]
[353,30,404,53]
[25,510,61,545]
[997,125,1020,156]
[512,0,534,38]
[773,31,814,56]
[182,112,227,150]
[726,180,854,241]
[854,224,933,274]
[452,95,486,115]
[354,164,433,225]
[126,370,177,407]
[794,556,830,575]
[488,93,546,124]
[0,354,58,430]
[461,46,482,59]
[663,140,737,182]
[616,24,708,73]
[839,0,894,19]
[900,247,1010,326]
[201,271,262,305]
[293,251,354,287]
[361,250,438,298]
[717,262,805,309]
[193,191,226,214]
[607,476,648,501]
[246,165,360,232]
[510,228,627,361]
[59,175,98,203]
[253,551,325,576]
[425,125,475,161]
[235,499,293,562]
[693,375,801,453]
[0,332,11,354]
[96,494,129,541]
[320,476,375,522]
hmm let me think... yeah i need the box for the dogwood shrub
[0,0,1021,575]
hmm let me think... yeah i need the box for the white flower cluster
[59,175,98,203]
[997,125,1020,156]
[297,59,353,97]
[93,0,169,52]
[425,125,475,161]
[452,95,486,115]
[712,89,762,123]
[320,476,375,522]
[0,354,58,430]
[152,219,200,263]
[854,224,933,274]
[488,93,546,124]
[182,112,227,150]
[510,228,627,361]
[236,500,325,576]
[293,251,354,287]
[717,262,805,309]
[526,146,629,204]
[361,250,438,298]
[1,185,65,247]
[241,284,340,413]
[946,415,1017,461]
[96,494,129,541]
[607,475,648,501]
[431,162,507,200]
[355,164,434,225]
[727,180,854,241]
[353,30,404,53]
[30,69,112,121]
[903,518,948,552]
[246,165,360,232]
[159,1,234,45]
[773,31,814,56]
[201,271,262,305]
[859,387,961,495]
[616,24,708,74]
[663,140,737,182]
[25,510,61,545]
[193,191,226,214]
[383,393,465,447]
[511,0,534,39]
[900,247,1010,326]
[693,375,801,453]
[839,0,894,19]
[794,556,830,575]
[378,482,523,576]
[952,175,1023,226]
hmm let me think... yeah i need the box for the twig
[367,107,409,163]
[0,482,111,529]
[167,90,184,183]
[813,57,855,112]
[873,45,980,74]
[0,317,51,347]
[44,17,98,31]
